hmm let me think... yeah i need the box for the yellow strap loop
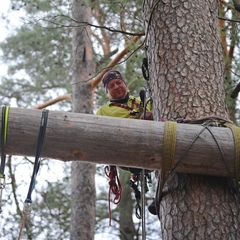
[3,106,9,145]
[224,123,240,182]
[159,121,177,197]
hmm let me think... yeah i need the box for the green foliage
[0,0,154,239]
[0,24,71,107]
[219,3,240,122]
[0,1,72,107]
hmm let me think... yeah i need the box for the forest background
[0,0,240,240]
[0,0,159,239]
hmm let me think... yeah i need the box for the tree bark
[142,0,240,239]
[70,0,95,239]
[118,170,136,240]
[2,107,237,178]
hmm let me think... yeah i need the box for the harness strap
[18,109,48,240]
[111,103,134,111]
[25,109,49,203]
[0,106,10,214]
[0,106,10,178]
[111,98,140,111]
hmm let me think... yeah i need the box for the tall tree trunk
[118,170,136,240]
[70,0,95,239]
[143,0,240,239]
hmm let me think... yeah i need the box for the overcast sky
[0,0,25,77]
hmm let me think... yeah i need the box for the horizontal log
[0,107,236,178]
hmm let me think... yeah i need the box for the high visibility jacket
[96,95,151,119]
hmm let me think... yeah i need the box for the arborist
[96,70,153,120]
[96,70,155,220]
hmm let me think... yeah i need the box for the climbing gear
[153,121,177,217]
[141,56,152,100]
[141,56,153,120]
[142,58,149,82]
[18,109,49,240]
[140,88,146,118]
[0,106,10,214]
[129,179,141,219]
[129,171,150,240]
[110,98,140,117]
[104,165,122,226]
[152,116,238,218]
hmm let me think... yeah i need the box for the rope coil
[104,165,122,226]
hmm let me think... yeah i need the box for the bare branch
[91,35,142,90]
[34,94,72,109]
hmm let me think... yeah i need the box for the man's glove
[140,111,153,120]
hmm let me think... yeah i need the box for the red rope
[104,165,122,225]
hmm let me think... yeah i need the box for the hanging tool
[129,179,141,219]
[140,88,146,119]
[0,106,10,214]
[18,109,49,240]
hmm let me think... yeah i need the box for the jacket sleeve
[96,107,103,115]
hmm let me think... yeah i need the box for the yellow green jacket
[96,95,151,119]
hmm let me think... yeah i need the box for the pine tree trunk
[142,0,240,239]
[70,0,95,239]
[118,170,136,240]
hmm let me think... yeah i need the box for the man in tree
[96,70,153,120]
[96,70,156,218]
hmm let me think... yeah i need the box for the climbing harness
[0,106,10,214]
[104,165,122,226]
[111,98,141,117]
[18,109,49,240]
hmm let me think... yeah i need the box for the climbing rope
[18,109,49,240]
[0,106,10,214]
[141,169,146,240]
[104,165,122,226]
[154,117,240,219]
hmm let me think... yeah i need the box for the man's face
[106,79,128,100]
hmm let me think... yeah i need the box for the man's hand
[140,112,153,120]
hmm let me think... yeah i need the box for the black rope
[25,109,49,203]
